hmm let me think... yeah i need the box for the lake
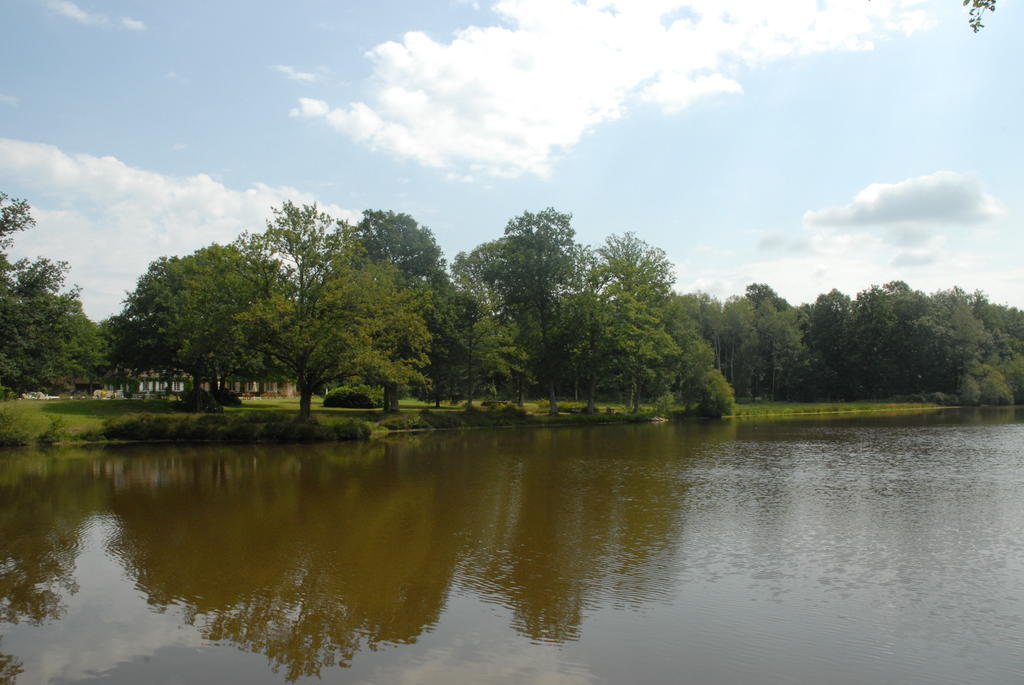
[1,408,1022,684]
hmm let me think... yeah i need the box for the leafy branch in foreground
[964,0,996,32]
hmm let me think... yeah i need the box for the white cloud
[273,65,320,83]
[689,169,1018,305]
[120,17,146,31]
[293,0,933,178]
[675,219,1021,307]
[48,0,104,26]
[0,94,18,106]
[804,171,1006,228]
[0,138,358,319]
[47,1,145,31]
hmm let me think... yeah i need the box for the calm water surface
[1,408,1022,684]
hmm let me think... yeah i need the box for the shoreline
[1,400,980,448]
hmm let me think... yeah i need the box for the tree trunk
[548,379,558,415]
[515,373,525,407]
[631,376,640,413]
[585,377,597,414]
[466,356,475,408]
[193,373,203,413]
[384,381,400,412]
[299,388,313,420]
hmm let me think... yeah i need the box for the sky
[1,0,1021,319]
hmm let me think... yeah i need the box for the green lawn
[7,398,176,436]
[728,400,941,417]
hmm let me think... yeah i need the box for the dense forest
[2,192,1022,416]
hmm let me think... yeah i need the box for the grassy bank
[1,397,660,445]
[2,397,949,446]
[727,400,942,418]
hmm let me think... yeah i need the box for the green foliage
[323,384,384,409]
[108,244,250,409]
[101,412,370,443]
[378,413,428,430]
[38,417,67,444]
[172,389,225,413]
[235,202,429,419]
[965,364,1014,406]
[212,387,242,406]
[485,208,581,414]
[699,369,736,418]
[355,209,447,286]
[0,217,89,393]
[418,409,465,429]
[0,385,14,401]
[965,0,996,32]
[0,406,30,446]
[654,392,674,417]
[1,192,35,248]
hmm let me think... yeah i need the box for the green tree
[699,368,735,418]
[743,285,806,400]
[451,247,515,407]
[486,208,580,415]
[109,245,250,410]
[719,296,759,397]
[663,294,716,409]
[235,202,427,419]
[58,310,108,391]
[354,210,442,411]
[563,248,615,413]
[0,192,34,252]
[805,289,853,400]
[0,194,90,393]
[355,210,446,287]
[596,233,683,412]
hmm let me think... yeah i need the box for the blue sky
[1,0,1021,319]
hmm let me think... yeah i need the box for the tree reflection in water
[0,453,108,684]
[1,426,707,682]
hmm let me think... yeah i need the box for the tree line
[2,193,1022,416]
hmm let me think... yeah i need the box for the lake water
[1,408,1022,684]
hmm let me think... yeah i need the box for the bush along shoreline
[0,401,673,446]
[100,412,372,443]
[1,398,964,448]
[99,405,663,442]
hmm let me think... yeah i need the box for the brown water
[1,408,1022,684]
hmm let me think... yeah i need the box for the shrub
[0,385,15,401]
[173,389,224,413]
[324,384,384,409]
[976,365,1013,406]
[958,376,982,406]
[39,418,67,445]
[490,403,527,419]
[419,410,464,429]
[212,387,242,406]
[698,369,735,418]
[558,401,587,414]
[923,392,958,406]
[378,413,428,430]
[333,420,372,440]
[101,412,369,443]
[654,392,675,417]
[0,407,30,447]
